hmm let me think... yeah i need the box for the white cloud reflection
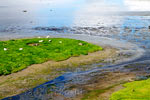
[73,0,124,27]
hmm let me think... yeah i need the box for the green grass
[0,38,103,75]
[110,79,150,100]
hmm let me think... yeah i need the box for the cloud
[124,0,150,11]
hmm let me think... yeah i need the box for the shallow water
[1,0,150,99]
[1,0,150,59]
[0,0,150,49]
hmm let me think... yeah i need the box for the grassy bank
[79,72,135,100]
[0,47,117,99]
[110,79,150,100]
[0,38,102,75]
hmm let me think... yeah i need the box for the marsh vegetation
[0,38,102,75]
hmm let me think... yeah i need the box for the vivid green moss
[0,38,103,75]
[110,79,150,100]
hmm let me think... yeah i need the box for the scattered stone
[23,10,27,12]
[4,48,7,51]
[39,40,44,43]
[28,43,39,46]
[19,48,23,51]
[147,67,150,70]
[46,35,50,38]
[35,43,39,46]
[79,43,83,46]
[59,41,62,44]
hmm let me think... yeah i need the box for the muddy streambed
[1,0,150,100]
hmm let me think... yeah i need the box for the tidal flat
[1,0,150,99]
[0,37,118,99]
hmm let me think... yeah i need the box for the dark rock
[147,67,150,70]
[23,10,27,12]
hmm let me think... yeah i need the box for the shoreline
[1,34,144,63]
[0,34,145,99]
[0,46,117,99]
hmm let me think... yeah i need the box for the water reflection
[73,0,150,27]
[0,0,85,26]
[0,0,150,49]
[0,0,85,35]
[73,0,125,27]
[1,0,150,34]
